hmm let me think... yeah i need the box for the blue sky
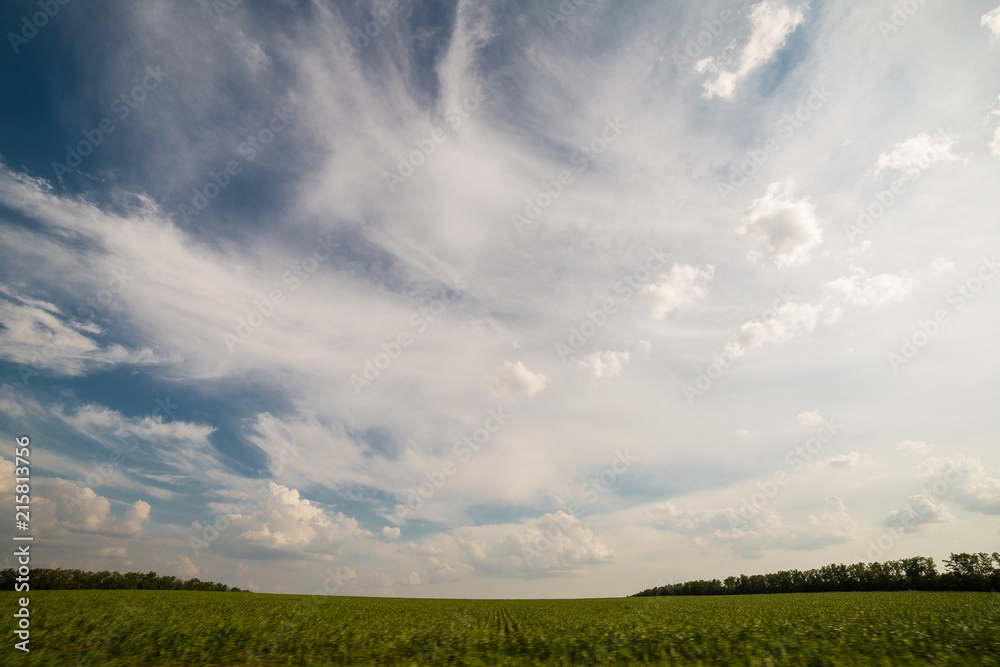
[1,0,999,597]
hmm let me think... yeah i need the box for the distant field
[1,590,997,665]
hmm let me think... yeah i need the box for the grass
[1,590,998,665]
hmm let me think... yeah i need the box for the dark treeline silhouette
[0,567,248,592]
[631,553,1000,597]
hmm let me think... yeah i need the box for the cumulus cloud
[197,482,372,555]
[698,1,806,99]
[897,440,933,456]
[642,264,714,320]
[382,526,401,539]
[652,497,856,557]
[578,350,630,380]
[823,267,914,307]
[883,494,954,532]
[983,5,1000,36]
[916,455,1000,515]
[27,477,151,537]
[738,179,823,269]
[453,511,614,575]
[868,131,961,183]
[402,542,471,585]
[168,555,200,578]
[123,500,152,534]
[403,512,615,581]
[724,301,820,358]
[488,360,548,397]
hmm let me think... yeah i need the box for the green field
[2,590,998,665]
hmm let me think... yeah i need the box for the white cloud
[578,350,630,380]
[725,301,820,358]
[652,497,856,556]
[488,360,548,397]
[797,410,824,427]
[123,500,152,535]
[868,131,960,182]
[823,267,914,307]
[820,451,871,468]
[452,511,615,575]
[399,571,421,585]
[982,5,1000,36]
[198,482,372,555]
[58,402,214,445]
[897,440,933,456]
[847,240,872,256]
[0,457,13,495]
[382,526,401,539]
[883,494,954,532]
[168,555,200,578]
[642,264,714,320]
[738,179,823,269]
[637,340,651,353]
[930,257,955,276]
[989,97,1000,156]
[916,455,1000,515]
[97,547,129,559]
[698,1,806,99]
[0,287,160,378]
[28,477,151,537]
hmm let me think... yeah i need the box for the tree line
[0,567,248,592]
[631,553,1000,597]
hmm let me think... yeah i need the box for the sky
[0,0,999,599]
